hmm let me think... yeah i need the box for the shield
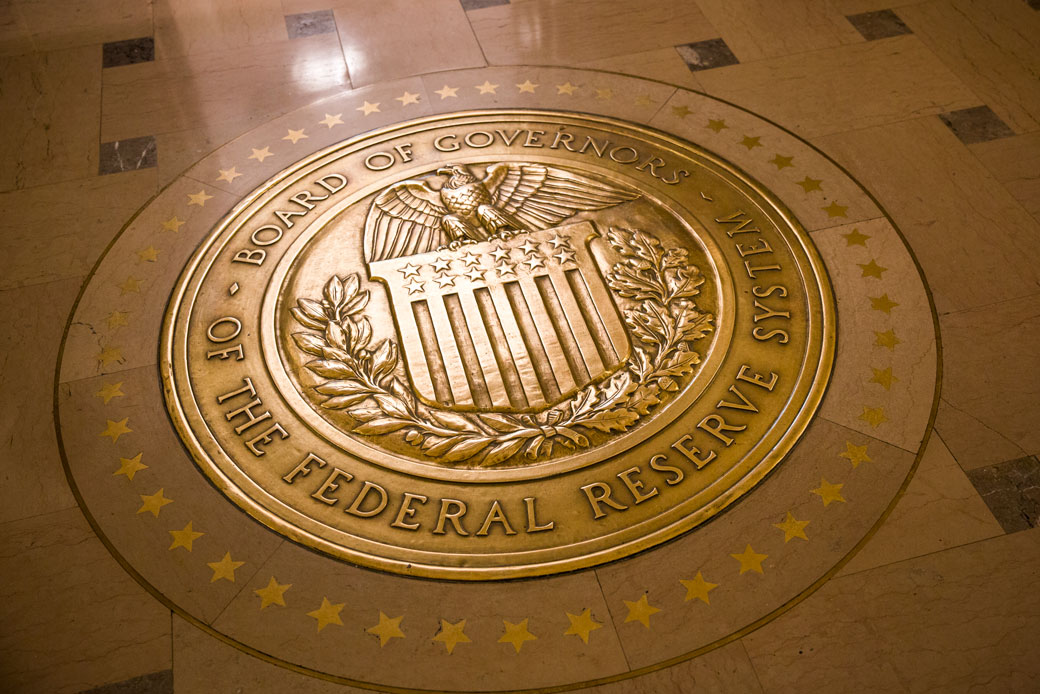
[367,221,630,413]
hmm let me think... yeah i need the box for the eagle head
[436,164,478,189]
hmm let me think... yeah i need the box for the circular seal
[162,110,834,579]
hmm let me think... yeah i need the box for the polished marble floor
[2,1,1039,692]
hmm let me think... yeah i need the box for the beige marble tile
[7,0,152,53]
[333,0,484,87]
[154,0,287,59]
[101,34,349,142]
[581,641,763,693]
[970,131,1040,222]
[935,292,1040,470]
[0,279,80,525]
[899,0,1040,133]
[839,433,1002,574]
[0,45,101,192]
[0,2,33,56]
[694,0,864,63]
[0,507,170,694]
[744,527,1040,693]
[814,116,1040,315]
[155,122,248,188]
[0,169,157,290]
[580,47,703,91]
[468,0,718,66]
[696,35,979,139]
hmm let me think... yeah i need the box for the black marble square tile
[79,669,172,694]
[98,135,157,176]
[102,37,154,68]
[285,9,337,40]
[846,9,913,41]
[966,455,1040,534]
[939,105,1016,144]
[461,0,510,10]
[676,38,739,73]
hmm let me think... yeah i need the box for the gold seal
[162,111,835,579]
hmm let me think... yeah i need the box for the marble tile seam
[934,287,1040,318]
[205,538,288,629]
[590,566,633,674]
[935,397,1030,465]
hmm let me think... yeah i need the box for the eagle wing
[484,163,639,230]
[363,181,450,262]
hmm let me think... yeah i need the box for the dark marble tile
[939,105,1016,144]
[966,455,1040,534]
[675,38,739,73]
[102,37,155,68]
[461,0,510,10]
[79,670,172,694]
[846,9,912,41]
[1028,0,1040,10]
[285,10,337,40]
[98,136,157,176]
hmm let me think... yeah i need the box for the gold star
[774,511,810,542]
[100,417,131,442]
[595,87,613,100]
[858,259,888,279]
[249,146,273,163]
[680,572,718,604]
[870,366,897,390]
[634,94,653,106]
[740,135,762,150]
[208,551,244,583]
[255,576,291,609]
[516,79,538,93]
[307,597,344,632]
[114,452,147,480]
[840,441,872,468]
[118,276,141,294]
[707,118,727,132]
[106,311,129,329]
[97,346,122,366]
[563,609,602,644]
[137,488,172,517]
[623,594,660,628]
[499,618,537,653]
[842,228,869,246]
[367,611,405,647]
[556,82,578,95]
[731,545,768,575]
[875,329,901,350]
[161,216,184,232]
[357,101,380,115]
[770,154,794,170]
[395,91,420,106]
[870,293,899,314]
[187,190,212,207]
[823,201,848,217]
[475,81,498,95]
[670,105,692,118]
[169,521,204,551]
[96,381,124,403]
[797,176,822,193]
[216,167,241,183]
[859,406,888,428]
[283,128,308,144]
[319,113,343,128]
[812,478,846,506]
[136,246,160,262]
[435,84,458,99]
[434,619,471,654]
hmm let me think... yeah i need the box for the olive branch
[289,227,713,468]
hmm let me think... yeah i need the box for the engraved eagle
[363,163,639,262]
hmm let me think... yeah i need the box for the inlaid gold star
[634,94,653,106]
[283,129,308,144]
[797,176,822,193]
[208,551,244,583]
[595,87,613,100]
[812,478,846,506]
[680,571,718,604]
[169,521,204,551]
[161,216,184,232]
[476,81,498,95]
[706,118,727,132]
[434,619,470,654]
[249,146,273,163]
[516,80,538,93]
[97,346,123,366]
[395,91,420,106]
[255,576,291,609]
[137,488,172,517]
[435,84,459,99]
[563,608,602,644]
[774,511,810,542]
[367,611,405,646]
[859,259,887,279]
[96,381,124,403]
[114,452,147,480]
[100,417,131,442]
[869,366,897,390]
[307,597,344,632]
[187,190,212,207]
[731,545,767,574]
[874,329,901,350]
[770,154,794,170]
[840,441,871,468]
[556,82,578,95]
[319,113,343,128]
[740,135,762,150]
[842,228,869,246]
[623,594,660,628]
[118,276,142,294]
[216,167,241,183]
[664,104,690,118]
[859,405,888,428]
[822,201,848,218]
[499,618,537,652]
[870,293,899,314]
[357,101,380,115]
[136,246,160,262]
[106,311,129,329]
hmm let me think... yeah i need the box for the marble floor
[2,1,1039,692]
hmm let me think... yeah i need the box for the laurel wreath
[289,227,714,468]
